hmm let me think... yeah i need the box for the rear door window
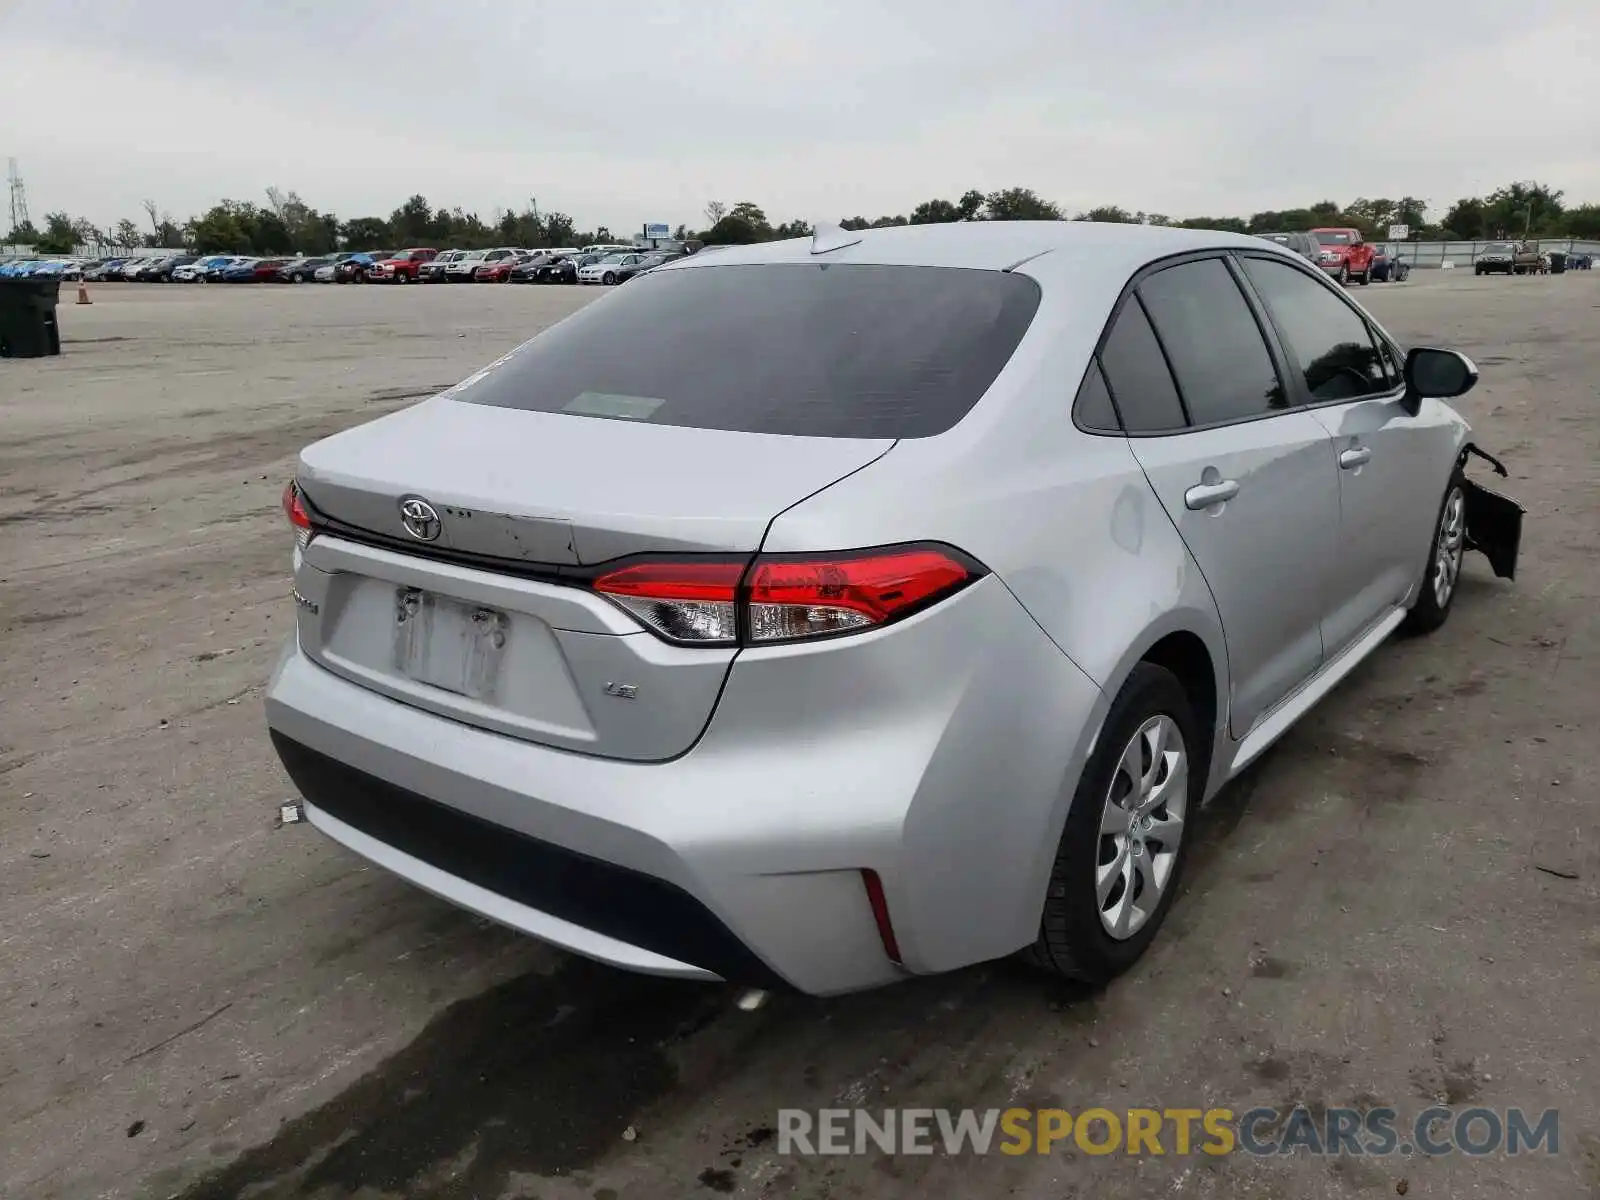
[1137,258,1290,424]
[1096,297,1187,433]
[456,263,1042,438]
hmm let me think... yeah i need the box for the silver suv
[1253,230,1321,262]
[267,223,1522,995]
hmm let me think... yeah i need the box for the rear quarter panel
[762,252,1229,704]
[762,257,1235,911]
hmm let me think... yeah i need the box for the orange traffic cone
[76,278,92,305]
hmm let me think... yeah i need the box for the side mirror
[1404,347,1479,407]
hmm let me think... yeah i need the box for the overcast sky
[2,0,1597,235]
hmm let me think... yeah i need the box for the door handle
[1184,479,1240,510]
[1339,446,1373,470]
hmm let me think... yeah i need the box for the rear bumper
[272,730,777,985]
[265,577,1105,995]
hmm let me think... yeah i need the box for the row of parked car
[0,244,697,288]
[1252,229,1410,284]
[1256,229,1594,280]
[1468,240,1593,274]
[0,257,92,280]
[405,245,691,285]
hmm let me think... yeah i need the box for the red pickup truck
[368,248,439,283]
[1310,228,1376,285]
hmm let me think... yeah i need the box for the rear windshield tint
[454,263,1042,438]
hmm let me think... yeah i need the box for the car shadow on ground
[172,807,1252,1199]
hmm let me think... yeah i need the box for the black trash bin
[1548,251,1567,275]
[0,278,63,358]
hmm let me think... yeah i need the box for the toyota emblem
[398,496,442,542]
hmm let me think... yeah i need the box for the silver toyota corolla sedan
[266,221,1523,995]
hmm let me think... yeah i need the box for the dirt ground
[2,272,1597,1200]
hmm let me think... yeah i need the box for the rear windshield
[455,263,1042,438]
[1314,231,1354,245]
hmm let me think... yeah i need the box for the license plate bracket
[393,587,508,699]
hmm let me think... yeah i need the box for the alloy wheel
[1096,714,1189,940]
[1433,486,1465,609]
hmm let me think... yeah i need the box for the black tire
[1337,263,1350,285]
[1024,662,1202,984]
[602,271,617,285]
[1400,470,1466,636]
[394,271,408,284]
[1357,268,1371,285]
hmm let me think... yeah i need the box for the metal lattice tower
[7,158,29,234]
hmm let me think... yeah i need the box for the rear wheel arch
[1083,619,1228,803]
[1138,631,1219,772]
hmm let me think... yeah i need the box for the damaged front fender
[1458,442,1524,581]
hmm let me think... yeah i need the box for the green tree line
[696,182,1598,244]
[9,180,1598,257]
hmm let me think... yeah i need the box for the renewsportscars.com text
[777,1106,1560,1158]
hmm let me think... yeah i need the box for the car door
[1108,256,1340,736]
[1237,253,1442,657]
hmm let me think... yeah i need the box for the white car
[445,250,487,282]
[174,255,235,282]
[314,262,339,283]
[577,252,648,285]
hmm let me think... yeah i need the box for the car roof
[659,220,1284,277]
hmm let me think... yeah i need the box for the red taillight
[747,548,973,642]
[592,559,743,645]
[282,480,313,549]
[590,544,979,647]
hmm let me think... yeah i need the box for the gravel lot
[2,273,1597,1200]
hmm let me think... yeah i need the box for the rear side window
[1137,258,1289,424]
[1074,361,1120,432]
[1097,298,1186,433]
[1240,256,1395,401]
[455,263,1042,438]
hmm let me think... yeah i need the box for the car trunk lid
[291,397,893,760]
